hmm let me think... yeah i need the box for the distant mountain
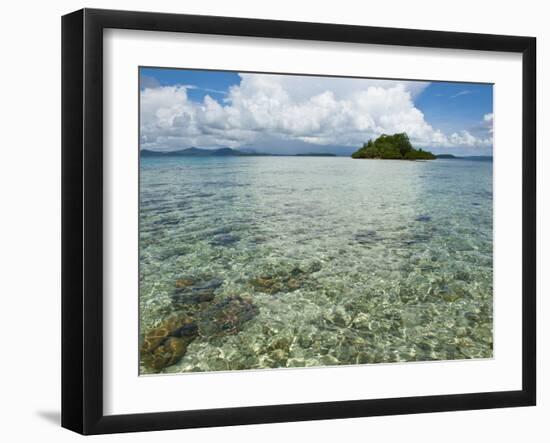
[176,147,215,156]
[435,154,456,159]
[435,154,493,161]
[140,149,166,157]
[140,147,251,157]
[460,156,493,161]
[203,147,245,156]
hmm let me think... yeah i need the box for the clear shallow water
[139,156,493,374]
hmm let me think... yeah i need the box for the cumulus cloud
[140,74,492,152]
[449,130,492,147]
[484,113,494,132]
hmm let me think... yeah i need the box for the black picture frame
[61,8,536,435]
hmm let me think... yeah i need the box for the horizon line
[139,147,493,158]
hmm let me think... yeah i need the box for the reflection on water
[139,156,493,374]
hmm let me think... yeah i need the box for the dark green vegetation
[351,133,436,160]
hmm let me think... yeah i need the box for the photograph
[138,67,494,374]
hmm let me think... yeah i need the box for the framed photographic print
[61,8,536,435]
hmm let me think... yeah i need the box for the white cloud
[183,84,228,95]
[449,130,492,147]
[482,112,494,134]
[450,90,473,99]
[140,74,492,152]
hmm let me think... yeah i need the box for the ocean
[139,156,493,373]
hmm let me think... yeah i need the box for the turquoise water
[139,156,493,374]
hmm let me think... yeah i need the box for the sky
[139,67,493,156]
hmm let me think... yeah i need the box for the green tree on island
[351,132,436,160]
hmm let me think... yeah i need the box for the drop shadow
[36,410,61,426]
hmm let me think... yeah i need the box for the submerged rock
[141,312,197,353]
[401,231,432,247]
[250,235,267,244]
[140,313,199,372]
[249,276,280,294]
[210,233,240,246]
[249,267,308,294]
[198,296,259,337]
[324,306,352,328]
[353,230,378,245]
[175,277,195,288]
[142,336,194,372]
[172,277,223,305]
[415,215,432,222]
[172,323,199,338]
[173,290,216,305]
[307,261,323,273]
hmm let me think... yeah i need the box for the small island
[351,132,436,160]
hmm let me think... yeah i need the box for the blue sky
[139,67,493,156]
[140,68,240,103]
[415,83,493,138]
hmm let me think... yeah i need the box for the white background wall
[0,0,546,441]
